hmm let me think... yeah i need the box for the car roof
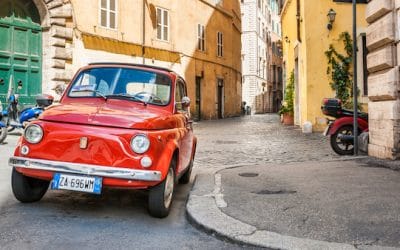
[88,62,176,74]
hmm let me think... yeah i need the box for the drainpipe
[142,0,146,64]
[296,0,301,42]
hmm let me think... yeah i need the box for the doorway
[0,0,42,108]
[217,78,224,119]
[194,76,202,121]
[294,58,300,125]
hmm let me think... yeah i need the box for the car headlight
[130,134,150,154]
[24,124,43,144]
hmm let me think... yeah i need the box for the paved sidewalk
[188,115,400,250]
[187,159,400,250]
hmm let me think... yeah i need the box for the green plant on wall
[279,70,295,115]
[325,31,356,109]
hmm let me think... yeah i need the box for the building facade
[241,0,269,113]
[366,0,400,159]
[266,0,283,113]
[280,0,367,131]
[0,0,242,120]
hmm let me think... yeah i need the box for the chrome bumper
[9,156,162,182]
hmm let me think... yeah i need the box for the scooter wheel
[0,127,7,144]
[330,125,354,155]
[7,126,15,133]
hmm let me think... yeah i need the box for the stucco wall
[34,0,242,119]
[281,0,367,131]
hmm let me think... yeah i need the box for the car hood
[40,102,177,130]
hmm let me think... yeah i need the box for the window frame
[99,0,118,30]
[197,24,206,52]
[217,31,223,57]
[156,7,170,42]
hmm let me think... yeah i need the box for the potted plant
[279,71,295,125]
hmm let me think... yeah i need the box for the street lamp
[327,8,336,30]
[352,0,359,155]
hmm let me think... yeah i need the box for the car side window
[175,79,186,112]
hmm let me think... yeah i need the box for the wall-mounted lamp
[284,36,290,43]
[327,8,336,30]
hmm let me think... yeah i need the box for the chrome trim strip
[9,156,161,182]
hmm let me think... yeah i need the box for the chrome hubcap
[164,168,174,208]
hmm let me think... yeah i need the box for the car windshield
[68,67,172,106]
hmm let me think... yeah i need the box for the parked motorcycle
[3,80,54,132]
[0,101,7,144]
[321,98,368,155]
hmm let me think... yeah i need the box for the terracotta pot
[282,113,294,125]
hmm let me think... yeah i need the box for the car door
[174,78,193,174]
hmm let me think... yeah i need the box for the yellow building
[280,0,367,131]
[0,0,242,120]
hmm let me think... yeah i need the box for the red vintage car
[9,63,197,218]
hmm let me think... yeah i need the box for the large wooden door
[217,79,224,119]
[0,0,42,108]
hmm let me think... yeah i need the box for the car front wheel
[11,167,49,203]
[148,164,175,218]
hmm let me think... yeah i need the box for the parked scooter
[321,98,368,155]
[1,79,54,132]
[0,101,7,144]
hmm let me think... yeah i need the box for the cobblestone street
[193,114,344,171]
[189,114,400,249]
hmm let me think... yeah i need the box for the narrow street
[190,114,400,249]
[0,114,330,249]
[1,114,399,249]
[193,114,341,172]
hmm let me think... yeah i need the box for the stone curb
[186,169,400,250]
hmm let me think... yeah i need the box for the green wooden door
[0,0,42,109]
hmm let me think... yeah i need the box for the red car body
[9,63,197,217]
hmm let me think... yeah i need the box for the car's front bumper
[9,156,162,182]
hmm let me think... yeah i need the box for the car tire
[148,161,175,218]
[179,160,193,184]
[11,167,49,203]
[0,127,7,144]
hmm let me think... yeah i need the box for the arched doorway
[0,0,42,108]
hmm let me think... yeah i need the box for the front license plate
[51,173,102,194]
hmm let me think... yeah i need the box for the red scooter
[321,98,368,155]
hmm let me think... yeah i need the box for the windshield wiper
[106,93,148,105]
[71,89,107,100]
